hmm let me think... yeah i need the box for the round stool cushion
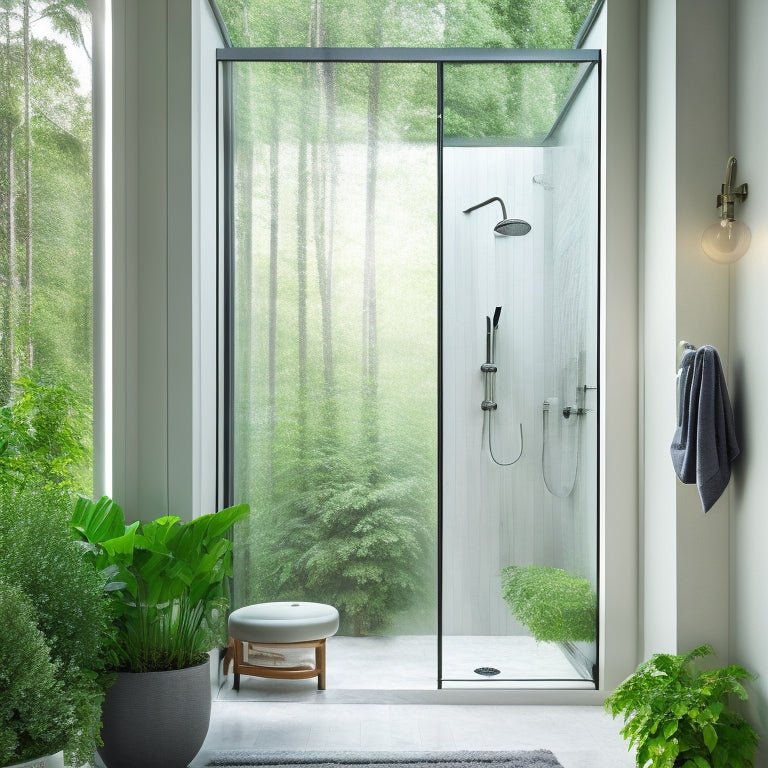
[228,601,339,644]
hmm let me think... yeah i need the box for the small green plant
[500,564,596,643]
[0,373,91,493]
[0,582,74,767]
[0,485,110,767]
[71,495,250,673]
[604,645,758,768]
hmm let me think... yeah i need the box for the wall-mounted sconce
[700,156,750,263]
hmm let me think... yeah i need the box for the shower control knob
[480,363,497,373]
[481,400,497,411]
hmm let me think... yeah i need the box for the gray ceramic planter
[98,659,211,768]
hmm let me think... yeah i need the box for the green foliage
[298,450,430,635]
[0,484,110,767]
[218,0,597,49]
[218,0,597,143]
[0,373,91,492]
[500,565,596,643]
[604,645,758,768]
[242,427,435,636]
[0,582,74,767]
[71,496,250,673]
[1,4,94,450]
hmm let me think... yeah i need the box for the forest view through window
[0,2,93,495]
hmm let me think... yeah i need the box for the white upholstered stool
[223,601,339,690]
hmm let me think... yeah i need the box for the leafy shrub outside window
[0,373,91,493]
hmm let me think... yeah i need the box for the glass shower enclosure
[219,47,600,690]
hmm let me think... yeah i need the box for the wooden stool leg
[232,637,242,691]
[316,638,326,690]
[223,638,234,675]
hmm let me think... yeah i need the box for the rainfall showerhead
[495,219,532,237]
[463,196,531,237]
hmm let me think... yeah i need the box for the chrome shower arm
[463,196,508,219]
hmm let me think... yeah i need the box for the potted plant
[604,644,758,768]
[0,486,111,768]
[0,582,70,768]
[500,565,596,643]
[71,495,249,768]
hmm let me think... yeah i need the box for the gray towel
[670,345,739,512]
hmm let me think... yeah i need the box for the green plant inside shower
[501,565,597,644]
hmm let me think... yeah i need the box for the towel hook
[678,340,696,369]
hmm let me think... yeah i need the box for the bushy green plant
[0,373,91,493]
[0,485,110,767]
[247,432,434,636]
[71,495,250,673]
[0,582,74,767]
[604,645,758,768]
[500,565,596,643]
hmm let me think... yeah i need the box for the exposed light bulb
[700,217,751,263]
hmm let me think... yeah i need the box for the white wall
[641,0,732,659]
[598,0,641,691]
[640,0,731,661]
[109,0,222,521]
[730,0,768,754]
[641,0,678,656]
[673,0,730,658]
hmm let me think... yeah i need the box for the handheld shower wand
[479,307,523,466]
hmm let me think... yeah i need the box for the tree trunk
[310,0,335,396]
[323,62,336,362]
[296,66,309,445]
[8,100,17,384]
[362,59,381,458]
[0,6,13,403]
[235,119,253,478]
[232,39,255,600]
[23,0,32,369]
[267,83,279,484]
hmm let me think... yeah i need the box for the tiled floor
[192,635,634,768]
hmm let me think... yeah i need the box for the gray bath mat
[204,750,564,768]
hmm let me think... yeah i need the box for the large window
[0,3,93,494]
[217,0,601,690]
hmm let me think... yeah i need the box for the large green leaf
[72,494,126,543]
[206,503,250,539]
[69,496,249,672]
[702,723,718,753]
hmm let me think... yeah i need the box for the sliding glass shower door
[224,58,439,686]
[440,61,599,688]
[220,49,599,691]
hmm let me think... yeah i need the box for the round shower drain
[474,666,501,677]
